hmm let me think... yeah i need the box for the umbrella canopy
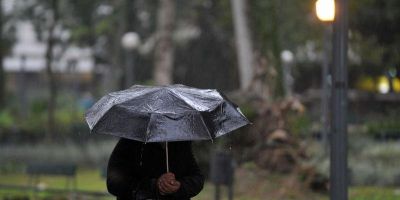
[85,84,250,142]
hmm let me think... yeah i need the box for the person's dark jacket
[107,138,204,200]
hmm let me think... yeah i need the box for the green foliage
[349,0,400,78]
[53,94,87,135]
[0,109,14,129]
[30,99,47,114]
[94,17,114,35]
[16,99,47,135]
[309,134,400,186]
[249,0,321,97]
[249,0,321,56]
[0,94,87,138]
[55,108,85,135]
[70,26,92,43]
[215,0,233,28]
[366,117,400,138]
[239,103,257,122]
[20,110,47,135]
[0,140,115,169]
[0,162,24,174]
[287,113,312,137]
[350,187,400,200]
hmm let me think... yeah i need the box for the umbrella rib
[198,111,214,142]
[164,89,195,109]
[145,119,151,143]
[166,88,210,111]
[86,88,160,130]
[214,118,249,138]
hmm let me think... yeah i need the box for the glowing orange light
[316,0,335,22]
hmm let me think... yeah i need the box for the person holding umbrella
[85,85,250,200]
[107,138,204,200]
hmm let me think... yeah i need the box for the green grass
[0,169,107,192]
[350,187,400,200]
[0,169,111,200]
[1,169,400,200]
[194,186,400,200]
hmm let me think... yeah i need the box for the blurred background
[0,0,400,199]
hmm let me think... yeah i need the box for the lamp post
[331,0,348,199]
[317,0,349,200]
[316,0,334,154]
[121,32,140,88]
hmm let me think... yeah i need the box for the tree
[153,0,176,85]
[65,0,151,92]
[63,0,122,93]
[249,0,320,98]
[64,0,99,93]
[0,0,12,109]
[0,0,4,109]
[19,0,66,140]
[349,0,400,91]
[231,0,254,91]
[44,0,59,141]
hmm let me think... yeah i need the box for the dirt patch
[233,164,328,200]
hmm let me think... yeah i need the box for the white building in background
[4,21,94,74]
[2,0,94,74]
[3,20,96,99]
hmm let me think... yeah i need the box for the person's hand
[157,172,181,195]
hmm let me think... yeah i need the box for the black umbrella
[85,84,249,171]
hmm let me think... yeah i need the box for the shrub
[366,118,400,140]
[287,113,312,137]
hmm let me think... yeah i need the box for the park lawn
[0,168,112,200]
[0,168,107,192]
[350,186,400,200]
[1,169,400,200]
[195,186,400,200]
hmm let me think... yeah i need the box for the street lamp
[316,0,335,22]
[121,32,140,88]
[316,0,349,199]
[316,0,335,154]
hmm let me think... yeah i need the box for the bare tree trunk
[231,0,254,91]
[271,0,284,98]
[104,0,125,92]
[0,0,5,109]
[45,0,59,142]
[153,0,175,85]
